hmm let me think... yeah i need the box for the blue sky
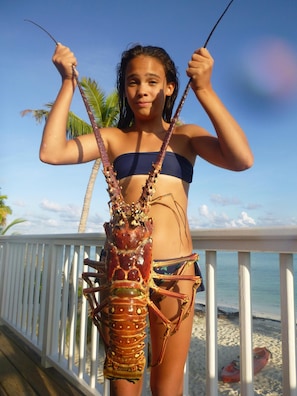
[1,0,297,234]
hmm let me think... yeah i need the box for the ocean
[195,251,297,321]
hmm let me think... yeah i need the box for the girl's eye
[128,80,137,86]
[149,80,157,85]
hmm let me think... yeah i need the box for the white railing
[0,228,296,396]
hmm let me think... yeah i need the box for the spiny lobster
[80,85,202,381]
[26,0,234,383]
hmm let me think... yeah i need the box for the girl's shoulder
[100,126,124,144]
[101,126,132,137]
[101,127,139,160]
[173,123,214,161]
[175,123,209,138]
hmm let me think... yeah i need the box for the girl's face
[124,55,175,122]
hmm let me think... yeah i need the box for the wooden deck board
[0,349,36,395]
[0,326,85,396]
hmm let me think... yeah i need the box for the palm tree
[0,193,26,235]
[1,218,27,235]
[0,194,12,227]
[22,78,119,232]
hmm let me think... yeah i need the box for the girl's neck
[131,119,169,135]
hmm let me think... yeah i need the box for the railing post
[183,356,189,396]
[0,240,8,324]
[205,250,218,396]
[238,251,254,396]
[41,242,59,367]
[279,253,297,396]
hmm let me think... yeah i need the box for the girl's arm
[187,48,254,171]
[40,44,98,165]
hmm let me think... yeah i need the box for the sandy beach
[95,307,283,395]
[188,309,283,396]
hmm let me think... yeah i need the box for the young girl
[40,43,253,396]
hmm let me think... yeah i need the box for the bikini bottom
[153,254,205,292]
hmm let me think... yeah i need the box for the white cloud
[40,199,81,217]
[45,219,60,227]
[258,212,297,227]
[40,199,64,212]
[229,211,256,227]
[199,204,210,217]
[244,203,262,210]
[84,213,108,233]
[189,205,257,229]
[1,198,107,235]
[12,199,26,208]
[210,194,241,206]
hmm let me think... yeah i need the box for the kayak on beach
[220,347,271,383]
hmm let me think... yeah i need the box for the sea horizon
[195,251,297,322]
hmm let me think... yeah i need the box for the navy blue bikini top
[113,152,193,183]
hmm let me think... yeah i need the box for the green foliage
[21,78,120,233]
[1,218,27,235]
[0,194,12,226]
[21,78,119,135]
[80,78,119,127]
[0,192,26,235]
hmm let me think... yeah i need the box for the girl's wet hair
[117,45,179,129]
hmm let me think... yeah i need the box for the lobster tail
[103,297,147,382]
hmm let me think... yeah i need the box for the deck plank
[0,349,36,395]
[0,326,85,396]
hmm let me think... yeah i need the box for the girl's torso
[103,126,196,259]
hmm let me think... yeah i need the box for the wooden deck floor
[0,325,85,396]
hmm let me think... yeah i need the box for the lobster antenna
[156,0,235,159]
[24,19,58,45]
[25,0,235,51]
[24,18,112,167]
[25,0,235,118]
[203,0,234,48]
[25,0,235,164]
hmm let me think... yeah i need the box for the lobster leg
[152,275,201,334]
[147,273,200,367]
[147,255,201,365]
[153,253,199,268]
[146,299,175,367]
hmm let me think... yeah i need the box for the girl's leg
[109,377,143,396]
[149,263,196,396]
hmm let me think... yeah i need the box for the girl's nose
[136,83,148,96]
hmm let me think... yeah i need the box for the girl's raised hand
[186,47,213,92]
[52,43,78,81]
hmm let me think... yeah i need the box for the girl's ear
[166,82,175,97]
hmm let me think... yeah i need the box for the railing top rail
[0,232,106,244]
[191,226,297,239]
[1,227,297,253]
[191,227,297,253]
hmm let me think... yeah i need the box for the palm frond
[1,218,26,235]
[22,77,120,233]
[66,111,93,138]
[80,78,119,127]
[21,103,53,123]
[80,78,105,126]
[104,91,119,127]
[21,103,92,138]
